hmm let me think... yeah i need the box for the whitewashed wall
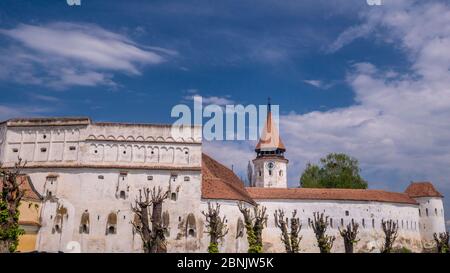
[415,197,446,246]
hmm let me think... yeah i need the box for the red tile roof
[201,153,255,204]
[0,175,43,202]
[405,182,443,198]
[201,154,420,205]
[245,187,418,205]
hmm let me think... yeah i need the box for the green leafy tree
[0,158,26,253]
[300,153,368,189]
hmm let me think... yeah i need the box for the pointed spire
[255,98,286,153]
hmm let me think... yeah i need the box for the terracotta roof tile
[246,187,418,205]
[405,182,443,198]
[201,153,255,204]
[255,108,286,151]
[0,175,43,202]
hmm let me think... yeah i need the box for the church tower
[252,99,288,188]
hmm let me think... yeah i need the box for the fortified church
[0,103,446,252]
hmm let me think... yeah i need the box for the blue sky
[1,0,450,226]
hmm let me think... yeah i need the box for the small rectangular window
[184,176,190,182]
[69,146,76,151]
[41,147,47,152]
[98,175,104,180]
[147,176,153,181]
[12,148,18,153]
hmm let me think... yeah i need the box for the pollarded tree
[274,209,302,253]
[238,202,268,253]
[0,158,26,253]
[311,212,335,253]
[381,219,398,253]
[339,221,360,253]
[202,202,229,253]
[433,232,449,253]
[131,184,177,253]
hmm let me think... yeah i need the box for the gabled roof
[246,187,418,205]
[255,105,286,152]
[0,175,43,202]
[405,182,443,198]
[201,153,255,204]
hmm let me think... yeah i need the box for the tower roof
[405,182,443,198]
[255,99,286,152]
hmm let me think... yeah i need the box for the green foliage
[300,153,368,189]
[242,222,262,253]
[392,247,413,253]
[0,199,24,252]
[208,243,219,253]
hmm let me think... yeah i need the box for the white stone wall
[1,122,202,168]
[0,124,6,163]
[254,199,423,253]
[0,120,205,253]
[30,168,202,253]
[200,199,423,253]
[415,197,446,245]
[253,158,287,188]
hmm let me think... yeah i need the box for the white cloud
[0,104,53,121]
[183,93,235,106]
[0,22,176,89]
[207,1,450,200]
[303,79,334,89]
[29,94,60,102]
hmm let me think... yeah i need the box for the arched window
[372,219,375,228]
[106,212,117,235]
[330,218,333,228]
[435,208,438,216]
[79,210,90,234]
[108,226,116,234]
[119,191,126,199]
[186,213,196,238]
[268,170,272,176]
[362,219,365,228]
[341,218,344,227]
[426,208,429,216]
[171,192,177,201]
[279,170,283,177]
[419,209,421,217]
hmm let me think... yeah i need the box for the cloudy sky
[1,0,450,226]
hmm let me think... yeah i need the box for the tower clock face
[266,161,275,170]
